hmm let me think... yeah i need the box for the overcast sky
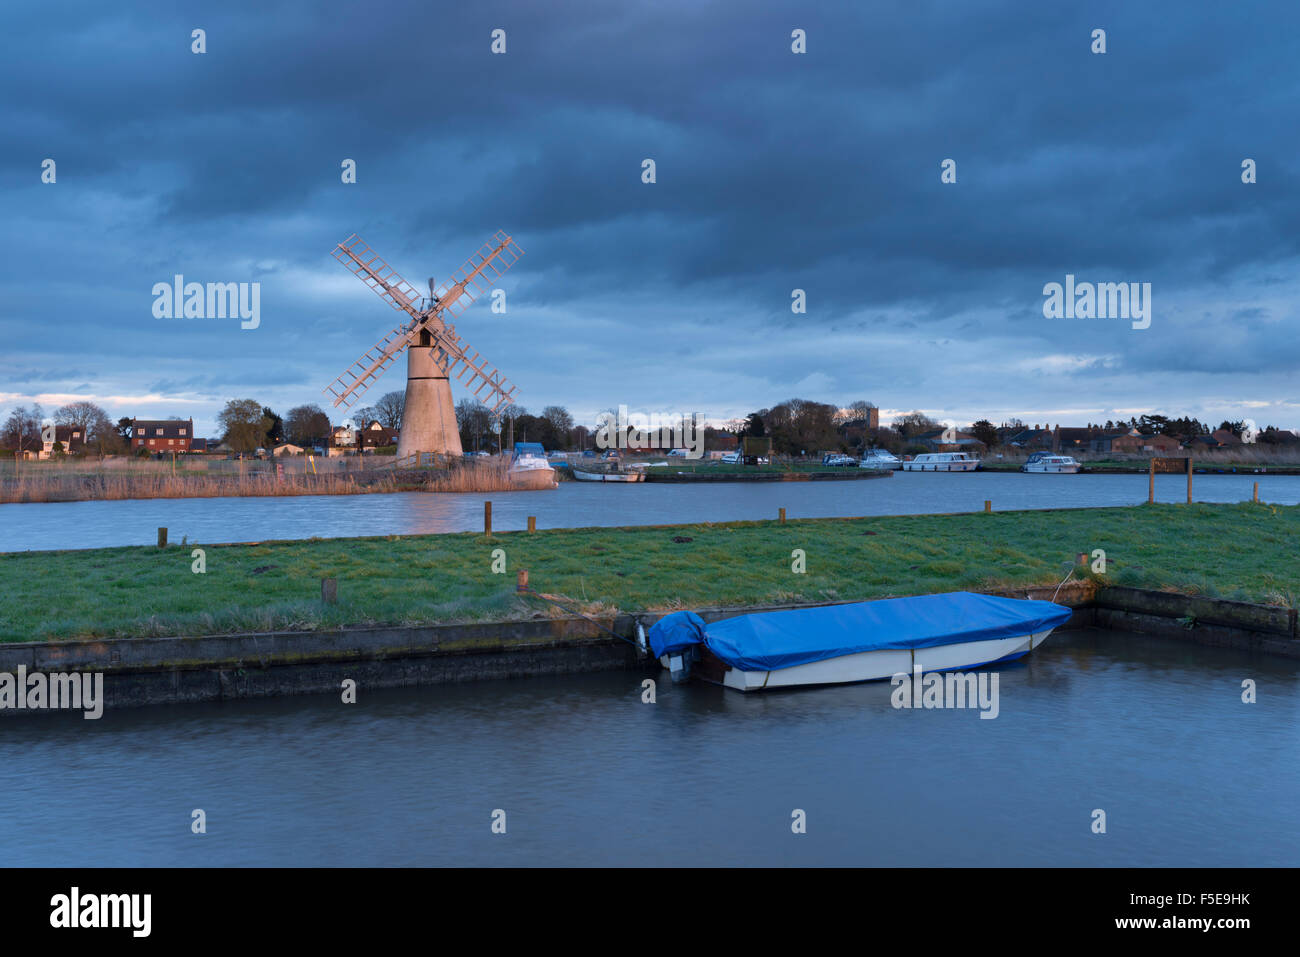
[3,0,1298,437]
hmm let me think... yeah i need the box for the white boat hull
[664,628,1056,692]
[507,465,558,489]
[1022,463,1080,473]
[902,461,980,472]
[572,468,644,482]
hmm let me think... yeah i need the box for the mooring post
[1148,459,1155,504]
[1253,481,1260,503]
[484,500,492,536]
[516,568,529,592]
[321,578,337,604]
[527,516,536,532]
[1186,456,1194,504]
[157,527,167,548]
[779,507,786,523]
[984,500,992,513]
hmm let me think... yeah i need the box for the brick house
[1099,428,1182,454]
[131,418,197,453]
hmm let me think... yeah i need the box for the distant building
[914,427,986,452]
[132,418,197,453]
[38,425,85,458]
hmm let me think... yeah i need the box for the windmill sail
[324,231,524,413]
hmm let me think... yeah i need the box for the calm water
[1,628,1296,866]
[1,471,1295,552]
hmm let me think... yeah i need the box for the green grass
[1,503,1297,643]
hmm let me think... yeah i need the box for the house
[913,427,986,453]
[358,421,399,449]
[273,443,305,456]
[1005,428,1054,450]
[1099,428,1182,454]
[38,425,85,458]
[1211,429,1243,448]
[131,418,198,453]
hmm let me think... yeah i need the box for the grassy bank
[1,503,1296,643]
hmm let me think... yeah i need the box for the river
[0,471,1294,552]
[1,627,1296,866]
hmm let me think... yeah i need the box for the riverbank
[2,502,1296,643]
[0,458,523,503]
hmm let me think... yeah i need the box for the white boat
[859,449,902,470]
[571,466,645,483]
[902,452,981,472]
[507,442,558,489]
[1021,454,1080,473]
[645,592,1071,692]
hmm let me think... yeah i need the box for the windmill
[324,231,524,460]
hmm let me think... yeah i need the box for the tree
[1,404,44,453]
[375,391,405,430]
[969,419,999,448]
[261,407,284,445]
[540,406,574,447]
[218,399,269,452]
[455,399,493,452]
[764,398,839,455]
[738,411,766,438]
[54,401,115,454]
[894,411,939,438]
[351,407,377,431]
[285,404,332,446]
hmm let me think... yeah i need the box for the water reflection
[2,472,1297,552]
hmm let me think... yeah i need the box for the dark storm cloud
[3,0,1299,433]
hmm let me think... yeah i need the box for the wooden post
[321,578,337,604]
[984,500,992,513]
[1076,552,1088,566]
[1148,459,1155,504]
[484,500,492,536]
[1253,482,1259,503]
[778,507,786,523]
[516,568,529,593]
[157,527,167,548]
[1186,456,1193,504]
[527,516,536,532]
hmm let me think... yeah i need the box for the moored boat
[507,442,558,489]
[1021,453,1080,473]
[902,452,981,472]
[859,449,902,470]
[571,465,645,482]
[646,591,1071,692]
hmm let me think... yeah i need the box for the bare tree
[285,404,332,446]
[374,391,405,430]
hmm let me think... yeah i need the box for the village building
[131,418,198,453]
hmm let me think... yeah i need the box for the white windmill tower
[324,231,524,461]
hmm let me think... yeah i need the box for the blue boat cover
[647,592,1071,672]
[647,610,708,658]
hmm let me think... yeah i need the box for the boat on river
[507,442,558,489]
[644,592,1071,692]
[572,465,645,482]
[903,452,981,472]
[1021,453,1080,473]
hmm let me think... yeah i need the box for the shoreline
[1,580,1295,715]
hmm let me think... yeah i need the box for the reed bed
[429,458,516,492]
[0,468,403,503]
